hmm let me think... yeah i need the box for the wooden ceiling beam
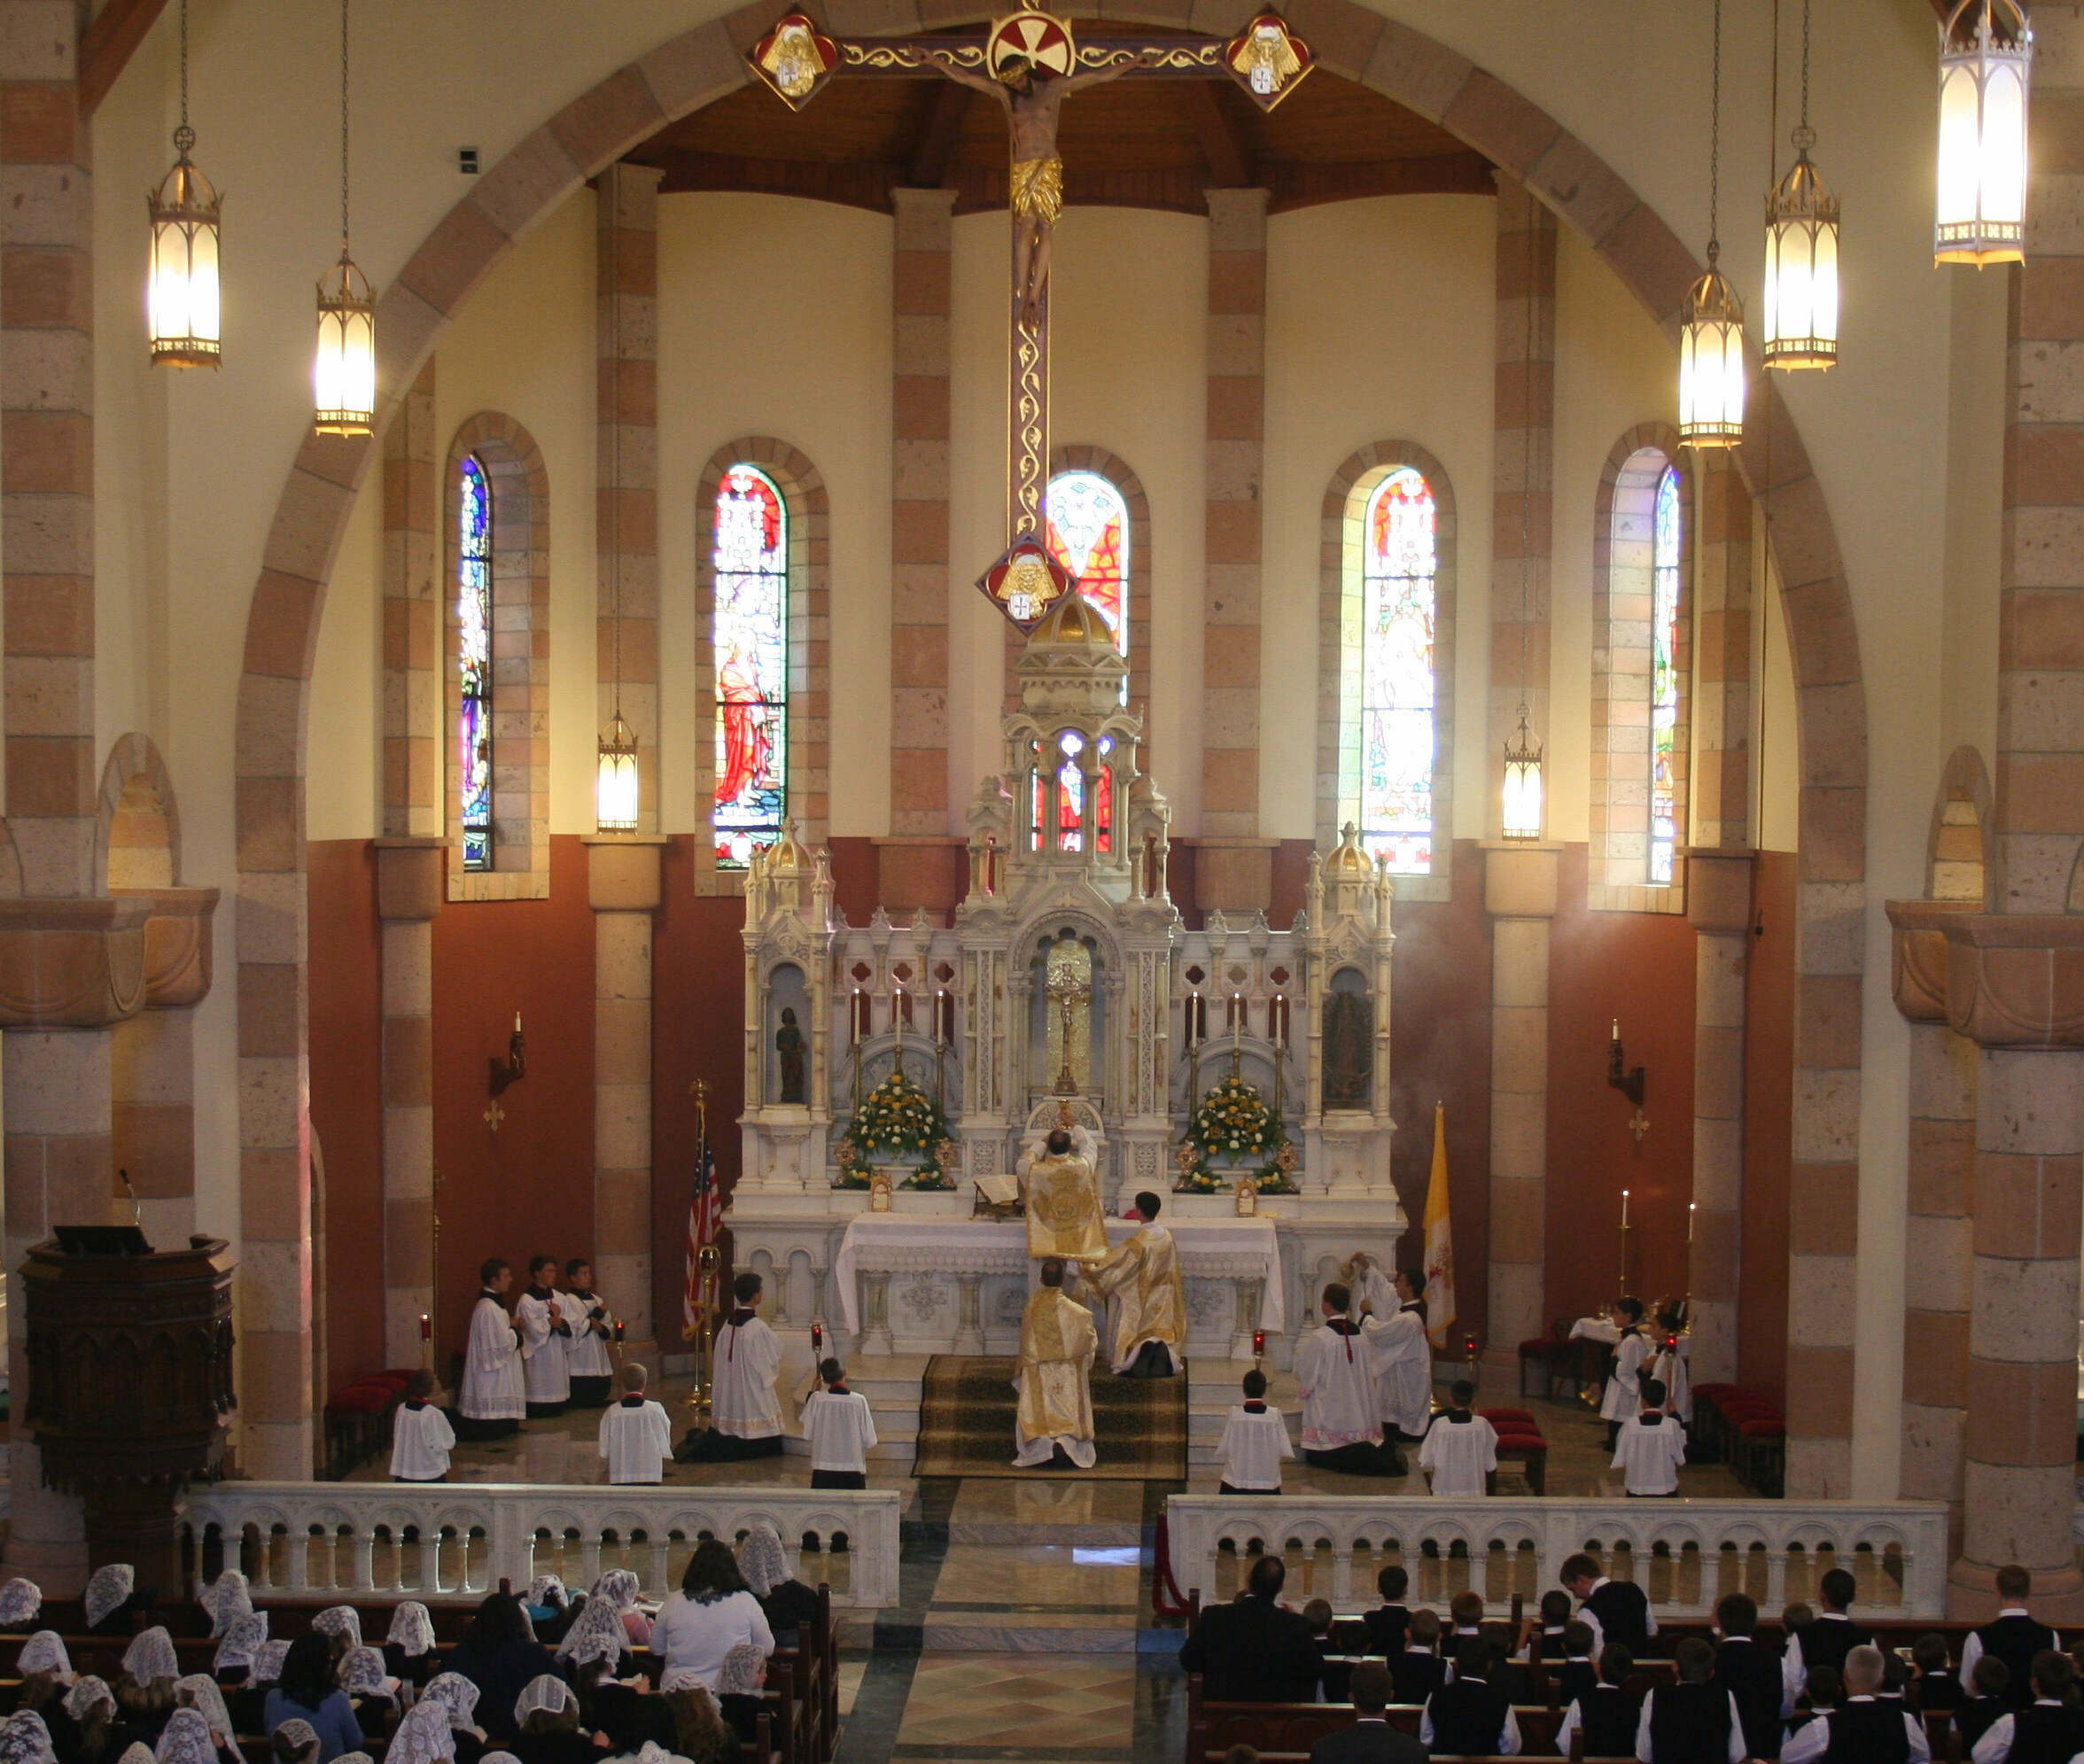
[909,82,974,186]
[80,0,170,116]
[1183,82,1256,189]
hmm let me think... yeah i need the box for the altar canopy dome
[1018,591,1129,720]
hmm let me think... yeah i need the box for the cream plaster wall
[1264,195,1495,845]
[77,0,2000,1496]
[306,478,382,845]
[949,206,1208,823]
[657,193,894,839]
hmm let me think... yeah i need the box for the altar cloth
[831,1215,1285,1336]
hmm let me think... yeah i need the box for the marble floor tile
[895,1653,1138,1751]
[929,1543,1143,1608]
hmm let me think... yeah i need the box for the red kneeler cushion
[1494,1433,1547,1451]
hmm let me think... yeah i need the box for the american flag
[682,1131,719,1340]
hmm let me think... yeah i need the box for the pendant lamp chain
[1680,0,1746,446]
[596,181,641,832]
[1501,184,1544,841]
[338,0,350,253]
[313,0,374,434]
[1709,0,1722,272]
[177,0,191,148]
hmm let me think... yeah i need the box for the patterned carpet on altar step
[911,1355,1187,1480]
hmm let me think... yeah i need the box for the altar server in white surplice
[1013,1259,1099,1469]
[597,1364,673,1485]
[1294,1281,1403,1475]
[389,1370,455,1481]
[1085,1191,1186,1376]
[1612,1376,1686,1496]
[458,1258,526,1439]
[516,1255,572,1418]
[1598,1296,1652,1448]
[801,1359,877,1488]
[1216,1368,1294,1494]
[1359,1263,1435,1442]
[1417,1380,1497,1496]
[713,1270,785,1453]
[558,1258,617,1410]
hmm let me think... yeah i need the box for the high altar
[724,594,1403,1369]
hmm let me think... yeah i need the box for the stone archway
[230,3,1869,1482]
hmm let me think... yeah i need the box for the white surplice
[558,1287,615,1381]
[1217,1403,1294,1491]
[713,1310,784,1439]
[1598,1327,1651,1424]
[460,1292,525,1420]
[1417,1411,1497,1496]
[1371,1303,1434,1438]
[1644,1337,1691,1423]
[1294,1319,1384,1451]
[800,1388,877,1473]
[597,1397,674,1484]
[1611,1411,1686,1495]
[516,1288,570,1404]
[388,1401,455,1480]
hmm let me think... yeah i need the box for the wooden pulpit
[19,1232,235,1588]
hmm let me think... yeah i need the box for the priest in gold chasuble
[1020,1126,1108,1261]
[1013,1258,1098,1468]
[1087,1189,1186,1377]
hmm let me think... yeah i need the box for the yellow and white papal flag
[1421,1102,1456,1350]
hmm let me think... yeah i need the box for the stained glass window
[1359,467,1437,873]
[1650,465,1683,883]
[457,455,493,872]
[1045,470,1129,700]
[712,464,789,868]
[1030,730,1113,856]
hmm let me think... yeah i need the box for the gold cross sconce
[1628,1107,1650,1145]
[484,1099,506,1134]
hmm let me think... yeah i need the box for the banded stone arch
[231,2,1870,1488]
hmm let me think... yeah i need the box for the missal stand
[19,1231,236,1589]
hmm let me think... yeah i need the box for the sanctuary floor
[347,1375,1754,1762]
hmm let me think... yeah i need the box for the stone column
[1480,843,1559,1379]
[587,837,665,1360]
[384,361,439,836]
[1941,5,2084,1616]
[1902,1014,1977,1523]
[891,188,954,838]
[110,890,218,1248]
[377,840,442,1366]
[597,165,663,830]
[1200,188,1271,912]
[1684,851,1752,1383]
[1691,457,1753,849]
[1488,178,1556,835]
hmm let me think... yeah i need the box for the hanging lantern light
[1682,0,1745,447]
[146,0,221,369]
[1500,704,1544,842]
[1936,0,2032,266]
[313,0,374,436]
[596,712,640,832]
[1762,0,1839,370]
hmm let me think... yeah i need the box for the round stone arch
[229,3,1870,1480]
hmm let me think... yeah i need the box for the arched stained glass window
[457,455,493,873]
[1045,470,1129,694]
[1030,729,1114,856]
[1650,465,1684,883]
[712,464,789,868]
[1360,467,1437,873]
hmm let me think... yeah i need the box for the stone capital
[374,838,446,923]
[586,835,668,913]
[1481,842,1561,920]
[1886,898,1979,1024]
[114,886,221,1010]
[1682,847,1755,936]
[1937,913,2084,1047]
[0,896,155,1029]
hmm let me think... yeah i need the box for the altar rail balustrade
[1164,1496,1952,1619]
[179,1484,902,1609]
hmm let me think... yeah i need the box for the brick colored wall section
[891,188,953,837]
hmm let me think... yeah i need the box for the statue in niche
[1323,987,1372,1109]
[775,1006,806,1105]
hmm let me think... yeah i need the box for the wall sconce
[1608,1019,1649,1143]
[490,1011,527,1098]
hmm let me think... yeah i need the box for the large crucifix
[747,5,1313,626]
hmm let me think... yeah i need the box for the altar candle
[1611,1018,1620,1041]
[1688,1201,1697,1242]
[812,1320,824,1355]
[613,1320,625,1344]
[1464,1333,1477,1363]
[1621,1188,1630,1229]
[419,1312,431,1341]
[515,1010,523,1035]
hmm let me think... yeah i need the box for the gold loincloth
[1010,156,1064,225]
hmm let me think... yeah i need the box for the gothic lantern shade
[147,131,222,369]
[1762,143,1839,369]
[312,252,375,436]
[1500,707,1544,842]
[1936,0,2031,266]
[1678,263,1746,448]
[596,712,640,832]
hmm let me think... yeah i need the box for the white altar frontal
[723,593,1404,1372]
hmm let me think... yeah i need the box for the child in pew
[1956,1655,2011,1755]
[1390,1610,1445,1708]
[1552,1621,1599,1713]
[1909,1634,1964,1715]
[1784,1664,1840,1748]
[1483,1630,1531,1706]
[1302,1600,1345,1704]
[1557,1641,1638,1760]
[1361,1566,1411,1659]
[1420,1637,1518,1756]
[1518,1589,1572,1665]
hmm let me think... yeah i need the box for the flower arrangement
[835,1068,955,1190]
[1175,1071,1299,1194]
